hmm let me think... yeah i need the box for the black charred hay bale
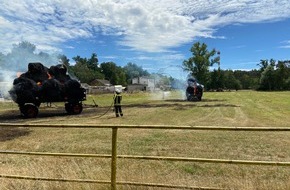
[28,62,47,73]
[10,77,40,105]
[20,62,49,83]
[48,64,71,83]
[40,79,64,102]
[64,79,85,102]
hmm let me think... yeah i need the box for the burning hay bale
[9,62,86,118]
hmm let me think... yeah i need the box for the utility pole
[217,50,221,91]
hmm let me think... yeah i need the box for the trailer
[9,62,86,118]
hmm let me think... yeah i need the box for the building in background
[127,76,156,92]
[84,79,112,94]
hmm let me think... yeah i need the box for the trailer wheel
[65,103,72,113]
[65,103,83,114]
[20,104,39,118]
[72,103,83,114]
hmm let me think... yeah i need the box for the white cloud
[280,45,290,49]
[124,53,185,63]
[100,55,118,60]
[230,45,246,49]
[0,0,290,53]
[279,40,290,49]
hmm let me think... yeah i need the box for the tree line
[183,42,290,91]
[1,41,289,91]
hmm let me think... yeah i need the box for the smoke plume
[0,42,60,99]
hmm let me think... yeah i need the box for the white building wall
[131,77,156,91]
[132,78,139,84]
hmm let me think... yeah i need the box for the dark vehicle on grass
[9,62,86,118]
[186,78,203,101]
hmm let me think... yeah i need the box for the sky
[1,0,290,80]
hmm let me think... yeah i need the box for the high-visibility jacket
[114,94,122,106]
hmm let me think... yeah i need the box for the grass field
[0,90,289,189]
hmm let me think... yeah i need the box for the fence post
[111,127,118,190]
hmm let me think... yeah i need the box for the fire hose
[93,95,115,118]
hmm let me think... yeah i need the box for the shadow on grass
[125,98,239,109]
[0,106,104,121]
[165,98,227,103]
[0,127,32,142]
[0,108,68,121]
[199,104,239,108]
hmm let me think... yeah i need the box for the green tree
[259,65,275,90]
[71,62,96,83]
[239,74,251,89]
[284,60,290,89]
[257,59,275,73]
[224,70,241,90]
[72,54,103,83]
[286,78,290,90]
[257,59,290,91]
[275,61,289,90]
[257,59,268,73]
[87,53,99,71]
[123,62,149,83]
[182,42,219,86]
[234,70,260,89]
[101,62,126,85]
[208,69,223,90]
[58,54,70,67]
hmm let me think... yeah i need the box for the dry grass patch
[0,90,290,189]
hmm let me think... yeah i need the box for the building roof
[90,79,111,86]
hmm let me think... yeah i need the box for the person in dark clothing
[114,89,123,117]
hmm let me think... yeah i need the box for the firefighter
[114,89,123,117]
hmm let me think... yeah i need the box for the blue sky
[1,0,290,79]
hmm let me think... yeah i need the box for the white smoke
[149,65,188,100]
[0,44,60,99]
[0,69,15,98]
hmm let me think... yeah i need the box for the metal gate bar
[1,123,290,190]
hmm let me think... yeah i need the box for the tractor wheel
[197,93,203,101]
[20,104,39,118]
[187,95,195,101]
